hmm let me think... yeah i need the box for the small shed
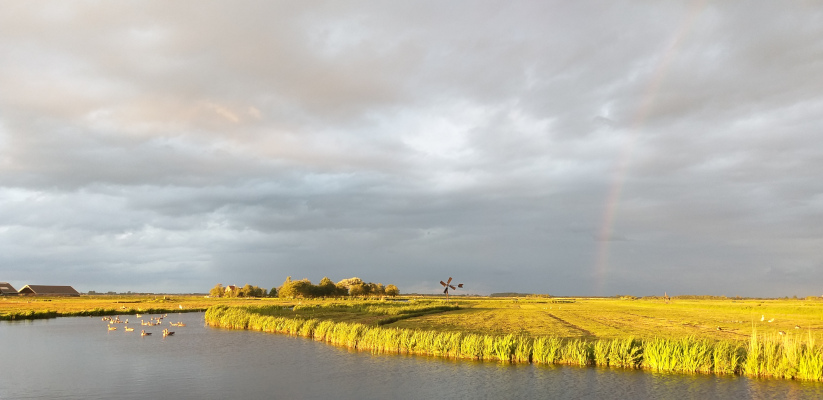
[0,282,19,296]
[18,285,81,297]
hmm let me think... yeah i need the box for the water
[1,313,821,399]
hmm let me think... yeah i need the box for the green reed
[532,336,563,364]
[204,305,823,381]
[743,329,823,380]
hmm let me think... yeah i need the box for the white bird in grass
[760,315,765,322]
[768,318,775,323]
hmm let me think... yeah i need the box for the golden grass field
[201,297,823,380]
[0,295,265,319]
[3,295,822,344]
[390,298,823,342]
[8,294,823,379]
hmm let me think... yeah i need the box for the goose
[108,324,117,331]
[141,330,152,336]
[124,326,134,332]
[163,329,175,337]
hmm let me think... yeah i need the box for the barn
[0,282,19,296]
[18,285,81,297]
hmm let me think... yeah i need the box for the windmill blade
[440,281,447,287]
[457,284,464,288]
[446,277,452,285]
[449,285,456,290]
[443,287,449,294]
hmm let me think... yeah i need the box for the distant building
[18,285,81,297]
[225,285,237,293]
[0,282,19,296]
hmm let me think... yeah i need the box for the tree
[209,284,224,298]
[278,276,295,298]
[291,279,313,298]
[269,287,278,297]
[317,277,336,297]
[224,285,239,298]
[385,284,399,297]
[279,277,313,298]
[349,283,367,297]
[239,284,254,297]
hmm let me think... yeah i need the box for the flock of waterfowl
[758,314,802,336]
[103,313,186,337]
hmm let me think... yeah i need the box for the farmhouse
[18,285,80,297]
[0,282,19,296]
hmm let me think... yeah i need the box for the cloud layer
[1,1,822,296]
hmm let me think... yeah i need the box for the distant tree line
[278,276,399,299]
[208,277,399,299]
[208,283,268,298]
[489,292,535,297]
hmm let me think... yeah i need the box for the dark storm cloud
[1,1,821,296]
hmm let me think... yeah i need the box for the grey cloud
[1,1,822,296]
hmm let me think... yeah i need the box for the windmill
[439,277,463,301]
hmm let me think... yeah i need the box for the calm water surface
[2,312,821,399]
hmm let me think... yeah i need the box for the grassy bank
[0,295,263,321]
[205,302,823,381]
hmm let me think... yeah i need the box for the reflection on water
[1,313,821,399]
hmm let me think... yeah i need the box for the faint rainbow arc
[594,1,707,295]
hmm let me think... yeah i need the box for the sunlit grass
[204,299,823,381]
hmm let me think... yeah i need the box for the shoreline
[204,304,823,382]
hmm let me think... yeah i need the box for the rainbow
[594,1,707,294]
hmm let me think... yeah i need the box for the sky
[1,1,822,297]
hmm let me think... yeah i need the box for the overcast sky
[1,1,821,297]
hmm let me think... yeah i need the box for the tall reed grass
[204,305,823,381]
[1,306,205,321]
[743,329,823,380]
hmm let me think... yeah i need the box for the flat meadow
[202,296,823,380]
[5,295,823,380]
[391,297,823,341]
[0,294,267,319]
[4,295,822,341]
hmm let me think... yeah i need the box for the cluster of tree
[278,276,399,299]
[489,292,533,297]
[208,283,270,298]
